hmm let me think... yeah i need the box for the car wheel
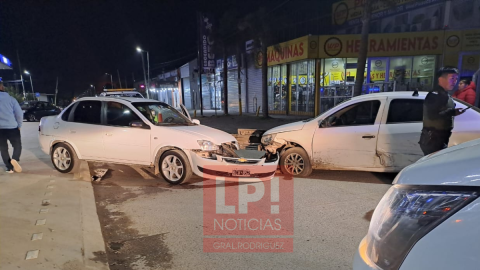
[280,147,313,177]
[159,150,192,185]
[51,143,78,173]
[27,114,36,122]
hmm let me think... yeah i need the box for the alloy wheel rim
[284,153,305,175]
[161,155,184,181]
[53,147,72,170]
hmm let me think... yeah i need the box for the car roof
[75,96,158,103]
[351,91,428,101]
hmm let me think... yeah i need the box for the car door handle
[70,130,76,134]
[106,133,112,136]
[362,135,375,139]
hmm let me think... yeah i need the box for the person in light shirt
[0,81,23,173]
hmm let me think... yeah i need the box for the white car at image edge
[353,138,480,270]
[38,97,278,184]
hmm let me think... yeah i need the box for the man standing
[0,82,23,173]
[419,67,467,155]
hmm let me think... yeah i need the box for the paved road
[92,163,394,270]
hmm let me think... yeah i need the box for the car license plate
[232,170,250,177]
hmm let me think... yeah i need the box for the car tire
[279,147,313,177]
[159,150,192,185]
[51,143,78,173]
[26,114,36,122]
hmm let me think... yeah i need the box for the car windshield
[132,102,192,126]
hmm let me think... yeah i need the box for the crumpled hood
[167,125,236,144]
[264,121,306,135]
[394,138,480,186]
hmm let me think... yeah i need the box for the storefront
[318,31,446,113]
[266,35,319,116]
[152,70,182,108]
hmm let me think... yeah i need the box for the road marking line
[132,167,155,180]
[25,250,39,260]
[31,233,43,241]
[49,179,55,183]
[35,219,46,226]
[44,192,53,196]
[46,185,55,189]
[39,209,49,214]
[42,199,51,206]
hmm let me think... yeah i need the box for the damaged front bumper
[189,142,279,182]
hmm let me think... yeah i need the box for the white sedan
[354,138,480,270]
[38,97,278,184]
[261,92,480,176]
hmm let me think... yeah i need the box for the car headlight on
[363,185,478,270]
[197,140,219,151]
[261,133,277,145]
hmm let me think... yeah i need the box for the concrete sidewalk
[0,122,108,270]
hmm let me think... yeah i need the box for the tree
[5,86,24,103]
[354,0,397,97]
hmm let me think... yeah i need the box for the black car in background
[21,101,61,122]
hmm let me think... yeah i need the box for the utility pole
[117,69,122,88]
[16,50,25,98]
[54,76,59,105]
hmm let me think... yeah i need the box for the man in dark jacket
[419,67,467,155]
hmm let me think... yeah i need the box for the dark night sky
[0,0,332,98]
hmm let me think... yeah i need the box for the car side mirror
[130,121,150,129]
[192,119,200,125]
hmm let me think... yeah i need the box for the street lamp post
[136,47,150,99]
[105,73,113,89]
[90,84,96,96]
[24,70,35,100]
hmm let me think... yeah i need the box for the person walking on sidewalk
[419,67,467,156]
[0,81,23,173]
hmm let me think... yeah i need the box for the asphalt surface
[92,163,394,270]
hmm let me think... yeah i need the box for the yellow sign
[319,31,444,58]
[267,36,318,66]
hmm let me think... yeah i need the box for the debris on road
[92,169,109,182]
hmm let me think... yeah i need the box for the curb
[80,182,109,270]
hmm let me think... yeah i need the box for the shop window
[389,57,413,91]
[323,58,346,86]
[268,64,287,112]
[411,55,436,91]
[290,60,315,114]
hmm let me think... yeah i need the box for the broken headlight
[363,185,478,270]
[197,140,219,151]
[261,133,276,145]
